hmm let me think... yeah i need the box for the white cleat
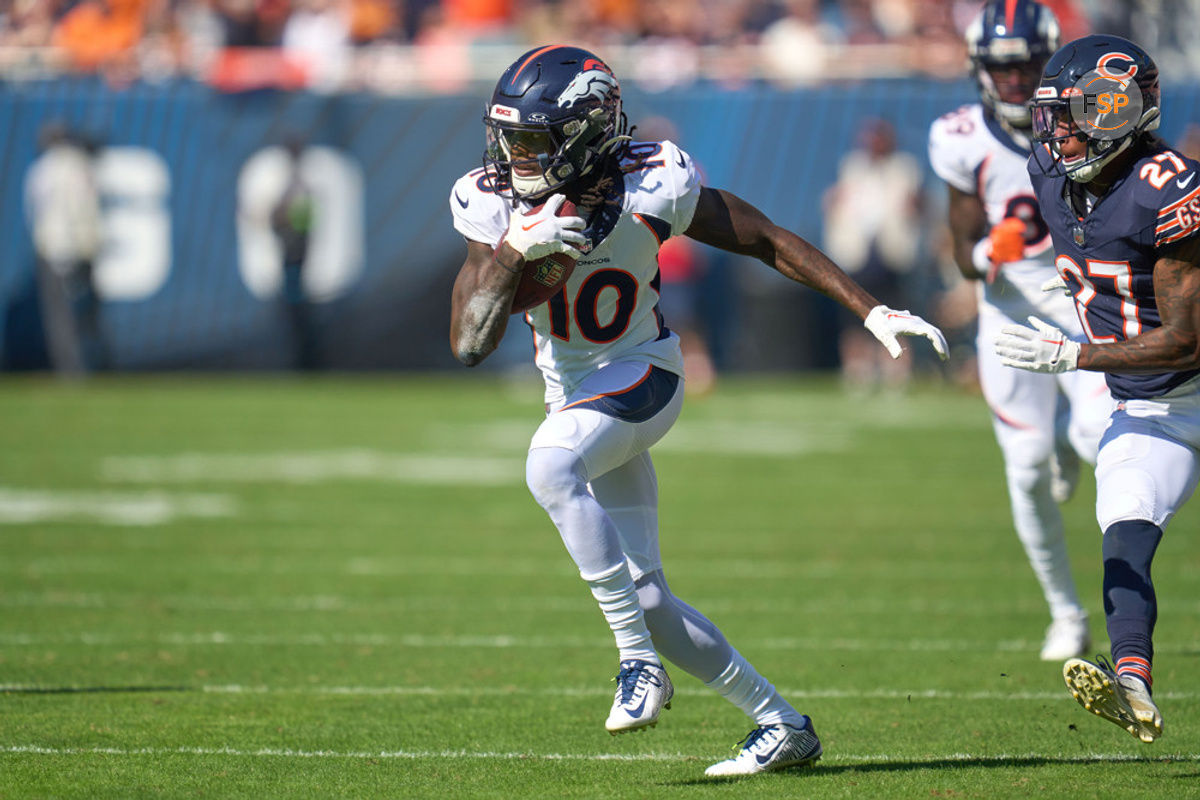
[704,720,822,777]
[1040,612,1090,661]
[1063,657,1163,743]
[1049,447,1080,504]
[604,659,672,734]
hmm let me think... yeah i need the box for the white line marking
[2,631,1199,656]
[101,451,522,486]
[0,488,235,525]
[0,683,1194,702]
[2,744,1195,764]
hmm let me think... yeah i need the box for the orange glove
[986,217,1027,282]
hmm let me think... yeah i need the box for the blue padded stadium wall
[1,78,1196,372]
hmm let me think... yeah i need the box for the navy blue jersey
[1028,140,1200,399]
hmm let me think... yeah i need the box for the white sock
[705,650,804,727]
[585,562,658,664]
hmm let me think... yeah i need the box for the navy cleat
[704,719,822,776]
[605,659,672,734]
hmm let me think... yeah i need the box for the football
[501,199,579,314]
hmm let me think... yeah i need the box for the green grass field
[1,374,1198,799]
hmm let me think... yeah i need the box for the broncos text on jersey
[450,140,698,408]
[1029,139,1200,400]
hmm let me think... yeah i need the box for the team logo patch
[557,70,618,109]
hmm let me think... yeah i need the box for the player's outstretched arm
[1079,235,1200,374]
[449,240,524,367]
[684,187,947,360]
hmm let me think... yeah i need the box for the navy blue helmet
[1030,34,1161,182]
[483,45,629,203]
[965,0,1060,128]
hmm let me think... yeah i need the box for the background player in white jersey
[928,0,1111,661]
[999,34,1200,744]
[449,45,948,776]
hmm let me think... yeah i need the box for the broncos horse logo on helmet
[1030,34,1161,182]
[965,0,1060,130]
[483,45,630,203]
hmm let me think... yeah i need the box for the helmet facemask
[1032,92,1160,183]
[483,93,629,204]
[977,59,1046,128]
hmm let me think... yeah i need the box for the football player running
[928,0,1110,662]
[996,34,1200,743]
[449,45,948,776]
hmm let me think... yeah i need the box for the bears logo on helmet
[1030,35,1160,182]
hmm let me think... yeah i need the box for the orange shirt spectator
[441,0,512,29]
[53,0,148,71]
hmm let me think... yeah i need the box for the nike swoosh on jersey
[676,152,686,168]
[454,192,469,209]
[1177,173,1195,190]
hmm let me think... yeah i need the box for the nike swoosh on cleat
[754,738,787,766]
[1178,173,1195,190]
[624,695,648,718]
[454,192,469,209]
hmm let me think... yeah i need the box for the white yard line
[101,451,522,486]
[0,683,1193,702]
[0,488,235,525]
[1,744,1194,764]
[1,630,1199,656]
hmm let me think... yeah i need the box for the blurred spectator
[823,118,922,392]
[23,122,108,376]
[759,0,839,86]
[52,0,147,73]
[270,137,319,370]
[282,0,351,89]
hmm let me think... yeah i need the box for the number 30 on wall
[88,145,364,303]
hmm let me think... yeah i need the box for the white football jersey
[450,140,696,406]
[928,103,1076,322]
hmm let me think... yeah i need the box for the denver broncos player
[449,44,947,776]
[928,0,1110,662]
[996,34,1200,743]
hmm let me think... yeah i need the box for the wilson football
[502,199,579,314]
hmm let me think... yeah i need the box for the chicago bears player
[928,0,1110,662]
[449,44,948,776]
[996,35,1200,743]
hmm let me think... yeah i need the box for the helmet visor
[1031,102,1076,143]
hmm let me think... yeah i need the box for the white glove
[1041,274,1070,295]
[503,194,586,261]
[863,305,949,361]
[994,316,1080,373]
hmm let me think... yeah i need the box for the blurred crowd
[1,0,1196,92]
